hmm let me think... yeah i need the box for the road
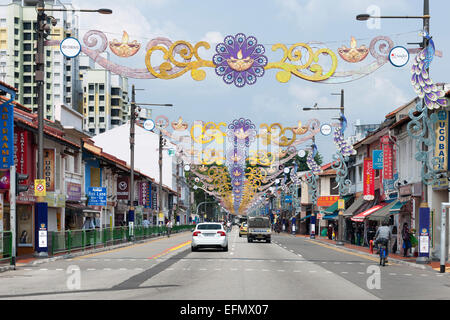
[0,228,449,300]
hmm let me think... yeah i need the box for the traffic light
[16,173,29,196]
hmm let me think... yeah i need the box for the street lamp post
[356,0,432,265]
[129,95,172,227]
[35,0,111,257]
[302,90,346,246]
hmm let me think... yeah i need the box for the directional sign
[35,179,46,197]
[88,187,107,206]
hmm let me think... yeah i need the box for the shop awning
[324,196,351,214]
[367,201,399,221]
[351,203,388,222]
[390,200,406,212]
[344,197,366,217]
[66,203,101,214]
[323,213,338,220]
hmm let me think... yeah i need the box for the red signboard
[364,158,375,200]
[382,136,394,180]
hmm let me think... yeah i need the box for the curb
[0,230,191,272]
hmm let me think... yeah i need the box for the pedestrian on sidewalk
[402,223,412,257]
[327,224,333,240]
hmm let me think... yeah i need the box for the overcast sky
[4,0,450,162]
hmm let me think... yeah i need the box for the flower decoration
[213,33,268,88]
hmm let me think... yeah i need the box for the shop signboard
[0,194,3,252]
[117,176,129,200]
[66,182,82,202]
[381,135,394,180]
[317,196,339,207]
[435,110,449,172]
[0,98,14,169]
[372,150,384,170]
[139,182,151,208]
[44,149,55,191]
[363,158,375,201]
[44,193,66,208]
[14,129,29,183]
[0,170,10,190]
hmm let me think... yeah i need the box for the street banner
[44,149,55,191]
[139,182,151,208]
[117,176,129,200]
[363,158,375,201]
[0,99,14,169]
[419,207,430,258]
[372,150,384,170]
[34,179,47,197]
[0,194,3,253]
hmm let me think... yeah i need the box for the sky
[4,0,450,163]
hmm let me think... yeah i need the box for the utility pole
[159,129,164,225]
[128,85,136,234]
[337,89,345,246]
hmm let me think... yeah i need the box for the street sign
[143,119,155,131]
[88,187,107,206]
[60,37,81,58]
[320,124,333,136]
[34,179,46,197]
[389,46,410,68]
[338,199,345,210]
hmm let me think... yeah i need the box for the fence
[0,232,12,264]
[50,224,194,256]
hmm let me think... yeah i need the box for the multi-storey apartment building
[79,52,130,135]
[0,0,81,120]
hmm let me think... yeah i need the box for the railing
[0,232,12,264]
[50,225,194,256]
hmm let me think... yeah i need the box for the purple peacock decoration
[213,34,268,88]
[411,31,446,109]
[333,114,357,157]
[306,144,323,175]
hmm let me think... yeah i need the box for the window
[99,117,104,123]
[99,106,104,112]
[14,18,19,24]
[23,43,32,51]
[24,54,31,62]
[46,83,51,89]
[89,95,94,102]
[24,33,31,40]
[24,65,32,72]
[23,76,31,83]
[99,95,104,101]
[330,178,339,195]
[23,22,32,30]
[197,224,222,230]
[14,28,18,35]
[24,86,32,94]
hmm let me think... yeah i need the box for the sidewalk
[290,233,450,272]
[0,231,191,273]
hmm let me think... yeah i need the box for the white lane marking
[135,268,144,271]
[277,270,285,272]
[334,262,341,265]
[326,271,332,274]
[347,263,353,265]
[245,269,254,272]
[119,268,127,271]
[309,271,317,273]
[322,262,327,264]
[104,268,112,271]
[167,268,174,271]
[404,274,412,276]
[214,268,222,271]
[421,274,428,277]
[262,269,270,272]
[341,272,349,274]
[294,270,302,273]
[389,273,397,276]
[87,268,96,271]
[40,269,48,271]
[199,268,207,271]
[231,268,238,271]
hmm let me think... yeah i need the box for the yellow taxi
[239,222,248,237]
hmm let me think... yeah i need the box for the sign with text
[66,182,82,202]
[14,129,29,182]
[117,176,129,200]
[44,149,55,192]
[88,187,107,206]
[0,100,14,169]
[0,194,3,252]
[0,170,10,190]
[382,136,394,180]
[372,150,384,170]
[317,196,340,207]
[435,110,449,172]
[363,158,375,201]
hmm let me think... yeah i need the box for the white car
[191,223,228,252]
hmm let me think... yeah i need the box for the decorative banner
[317,196,340,207]
[338,36,369,63]
[44,149,55,192]
[435,110,449,172]
[0,100,14,169]
[117,176,129,200]
[109,31,141,58]
[372,150,384,170]
[381,135,394,180]
[363,158,375,201]
[411,32,446,110]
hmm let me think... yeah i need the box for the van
[247,217,271,243]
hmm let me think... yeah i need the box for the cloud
[201,32,225,45]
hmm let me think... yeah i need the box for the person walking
[166,219,173,237]
[327,224,333,240]
[402,223,412,257]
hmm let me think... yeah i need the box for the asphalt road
[0,228,449,300]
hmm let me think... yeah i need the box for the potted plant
[410,229,419,257]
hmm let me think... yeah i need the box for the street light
[128,84,172,231]
[34,0,112,258]
[356,0,432,266]
[303,90,346,246]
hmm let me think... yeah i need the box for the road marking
[277,270,285,272]
[231,268,238,271]
[389,273,397,276]
[135,268,144,271]
[347,263,353,265]
[322,262,327,264]
[87,268,96,271]
[309,271,317,273]
[262,269,269,272]
[104,268,112,271]
[294,270,302,273]
[358,272,365,275]
[148,240,192,260]
[341,272,349,274]
[404,274,412,276]
[245,269,254,272]
[215,268,222,271]
[40,269,48,271]
[199,268,207,271]
[167,268,174,271]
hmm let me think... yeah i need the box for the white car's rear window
[197,224,222,230]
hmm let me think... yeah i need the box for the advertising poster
[44,149,55,191]
[18,205,33,247]
[117,176,129,200]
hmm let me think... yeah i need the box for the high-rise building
[79,52,130,135]
[0,0,81,120]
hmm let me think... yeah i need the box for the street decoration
[74,30,424,86]
[338,37,369,63]
[408,32,447,186]
[109,31,141,58]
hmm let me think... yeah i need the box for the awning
[351,203,389,222]
[66,203,101,215]
[368,201,399,221]
[324,196,352,214]
[323,213,338,220]
[344,197,366,217]
[390,200,406,212]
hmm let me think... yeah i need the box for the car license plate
[204,233,215,237]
